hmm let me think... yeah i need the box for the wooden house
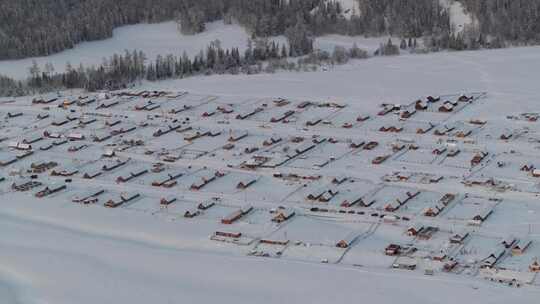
[10,144,31,153]
[297,101,312,109]
[35,184,67,198]
[273,98,289,107]
[83,170,102,179]
[481,247,506,268]
[379,125,403,133]
[427,96,440,103]
[190,175,217,191]
[51,167,79,177]
[500,131,513,140]
[407,223,424,236]
[104,193,137,208]
[471,152,488,167]
[104,199,123,208]
[77,98,96,107]
[67,133,85,141]
[216,105,233,114]
[423,206,440,217]
[198,201,215,210]
[336,233,357,248]
[415,100,428,110]
[349,140,365,148]
[469,118,486,125]
[356,114,370,122]
[263,136,282,146]
[521,164,536,172]
[340,194,363,208]
[391,143,405,152]
[384,201,401,212]
[236,107,263,120]
[228,131,248,142]
[307,189,327,201]
[443,261,458,272]
[358,196,376,207]
[447,148,460,157]
[237,177,258,189]
[433,147,447,155]
[364,141,378,150]
[434,125,455,136]
[372,155,390,165]
[401,109,416,119]
[392,257,417,270]
[385,244,401,256]
[295,143,316,154]
[449,231,469,244]
[469,207,493,225]
[432,252,447,261]
[417,226,439,240]
[440,193,455,205]
[306,118,322,126]
[512,239,532,255]
[97,99,119,109]
[260,239,289,246]
[36,113,50,120]
[221,205,253,224]
[160,196,177,206]
[332,176,348,185]
[270,110,295,123]
[439,103,454,112]
[319,189,339,202]
[102,159,129,171]
[458,95,472,102]
[529,260,540,272]
[271,209,295,223]
[184,209,201,218]
[23,135,43,144]
[416,122,435,134]
[213,231,242,239]
[501,236,517,249]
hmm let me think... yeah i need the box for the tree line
[1,36,395,97]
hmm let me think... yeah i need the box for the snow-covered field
[3,44,540,303]
[0,20,394,80]
[0,21,252,79]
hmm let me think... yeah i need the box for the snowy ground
[0,20,394,80]
[2,45,540,302]
[0,21,252,79]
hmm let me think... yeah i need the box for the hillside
[2,0,538,61]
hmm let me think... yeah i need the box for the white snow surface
[0,21,252,79]
[0,20,394,80]
[146,46,540,115]
[0,203,536,304]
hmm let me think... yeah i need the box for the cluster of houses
[221,205,253,224]
[422,193,456,217]
[191,171,226,190]
[383,190,420,212]
[8,89,540,285]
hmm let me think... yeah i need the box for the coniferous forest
[1,0,540,96]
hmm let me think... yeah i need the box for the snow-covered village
[2,0,540,303]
